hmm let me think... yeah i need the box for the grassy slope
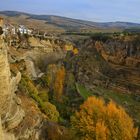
[76,83,92,100]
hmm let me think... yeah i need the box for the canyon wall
[72,38,140,94]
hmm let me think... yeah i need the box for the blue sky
[0,0,140,23]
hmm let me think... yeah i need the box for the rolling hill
[0,11,140,33]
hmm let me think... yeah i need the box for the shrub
[43,102,59,122]
[38,90,49,102]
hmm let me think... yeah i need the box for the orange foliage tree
[53,66,66,102]
[71,96,138,140]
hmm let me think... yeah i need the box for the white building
[27,29,32,35]
[18,25,32,35]
[3,25,9,35]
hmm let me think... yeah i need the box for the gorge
[0,17,140,139]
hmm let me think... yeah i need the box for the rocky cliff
[94,38,140,93]
[8,35,72,79]
[71,36,140,94]
[0,38,25,140]
[0,36,48,140]
[0,33,76,139]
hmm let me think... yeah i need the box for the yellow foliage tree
[73,48,79,55]
[95,121,108,140]
[53,66,66,102]
[71,96,138,140]
[105,101,138,140]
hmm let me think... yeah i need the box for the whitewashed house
[10,25,16,35]
[18,25,25,34]
[3,25,9,35]
[27,29,32,35]
[3,24,17,35]
[18,25,32,35]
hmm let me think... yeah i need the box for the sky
[0,0,140,23]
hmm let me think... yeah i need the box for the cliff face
[8,35,70,79]
[0,40,11,116]
[95,40,140,68]
[0,34,74,140]
[72,38,140,94]
[95,40,140,92]
[0,38,24,140]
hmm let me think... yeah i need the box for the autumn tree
[71,96,138,140]
[95,121,108,140]
[53,66,66,102]
[41,64,66,102]
[73,48,79,55]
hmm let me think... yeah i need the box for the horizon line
[1,10,140,24]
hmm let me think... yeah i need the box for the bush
[38,90,49,102]
[43,102,59,122]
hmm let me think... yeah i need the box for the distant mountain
[0,11,140,33]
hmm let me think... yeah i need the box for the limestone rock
[25,59,37,78]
